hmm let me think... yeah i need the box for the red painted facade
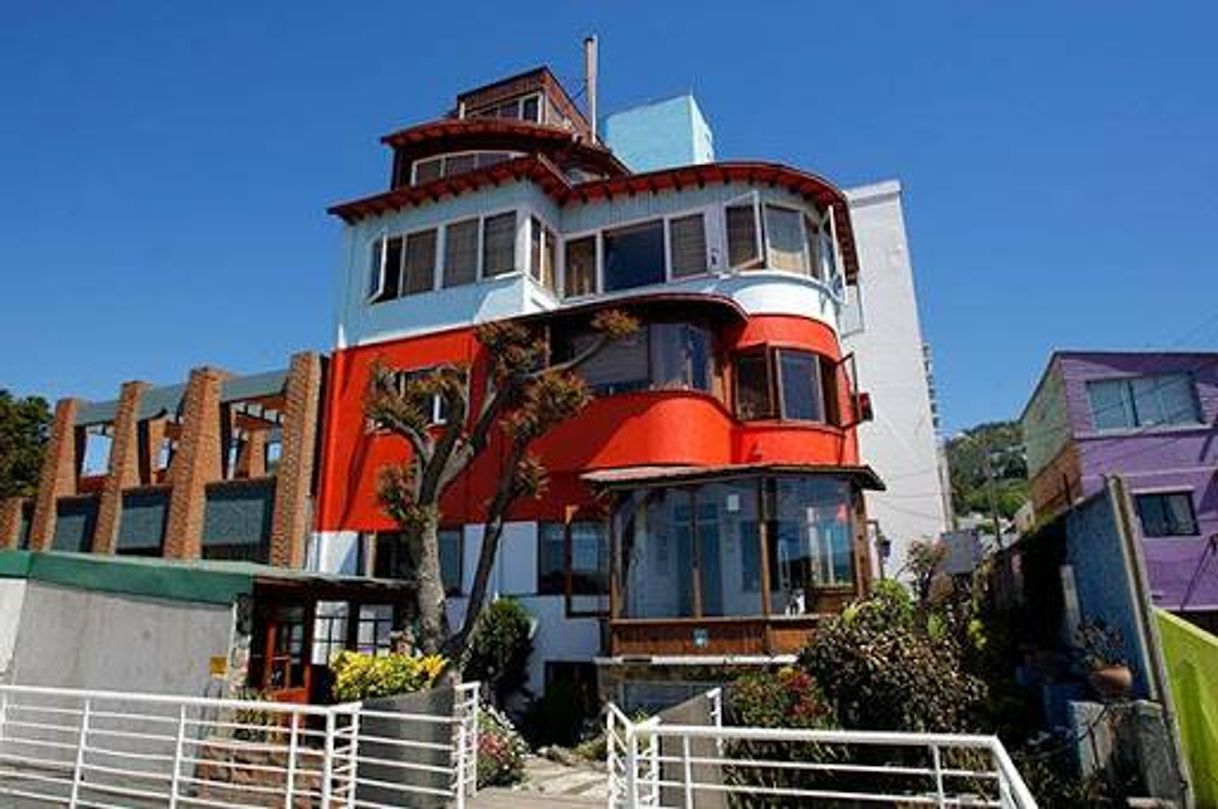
[314,311,859,534]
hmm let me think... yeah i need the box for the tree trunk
[414,514,450,655]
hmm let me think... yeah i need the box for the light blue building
[602,94,714,173]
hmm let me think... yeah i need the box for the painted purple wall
[1053,352,1218,612]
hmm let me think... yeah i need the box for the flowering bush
[476,704,528,787]
[729,668,833,729]
[330,651,447,702]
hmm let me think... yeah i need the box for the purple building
[1021,351,1218,625]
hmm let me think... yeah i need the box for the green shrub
[476,704,529,787]
[461,599,533,707]
[799,584,986,733]
[330,651,446,702]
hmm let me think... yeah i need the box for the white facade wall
[842,180,950,579]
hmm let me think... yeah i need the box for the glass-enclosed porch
[589,466,880,658]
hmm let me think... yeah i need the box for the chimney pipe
[584,34,599,141]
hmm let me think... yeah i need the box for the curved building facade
[312,67,884,698]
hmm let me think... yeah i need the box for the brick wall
[28,398,80,550]
[164,368,227,559]
[269,352,322,568]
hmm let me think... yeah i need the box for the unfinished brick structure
[1,352,323,566]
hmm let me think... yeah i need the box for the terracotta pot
[1088,664,1133,699]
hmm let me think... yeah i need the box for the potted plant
[1075,620,1132,699]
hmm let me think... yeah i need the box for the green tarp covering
[1157,609,1218,808]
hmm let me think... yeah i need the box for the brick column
[235,429,268,479]
[28,398,81,551]
[269,352,323,568]
[92,381,148,555]
[164,368,227,560]
[0,498,24,549]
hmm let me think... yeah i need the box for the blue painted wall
[603,94,715,173]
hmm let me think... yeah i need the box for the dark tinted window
[603,220,665,292]
[735,352,773,420]
[777,350,824,422]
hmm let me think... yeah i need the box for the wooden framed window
[734,350,775,420]
[443,219,479,288]
[481,212,517,277]
[563,235,597,298]
[668,213,708,278]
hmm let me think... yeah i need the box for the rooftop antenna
[584,34,599,141]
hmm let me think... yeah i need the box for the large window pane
[371,236,403,303]
[1135,492,1199,536]
[669,214,708,278]
[726,202,761,269]
[1088,379,1135,430]
[603,220,665,292]
[650,323,712,392]
[698,482,762,617]
[572,329,649,394]
[1133,374,1200,426]
[765,205,807,273]
[805,215,824,280]
[623,489,695,618]
[736,352,773,420]
[538,523,566,595]
[777,350,825,422]
[440,528,462,595]
[444,219,478,287]
[443,153,476,177]
[564,236,597,297]
[482,212,517,277]
[402,229,436,295]
[530,216,556,292]
[770,477,854,605]
[413,158,442,184]
[570,522,608,595]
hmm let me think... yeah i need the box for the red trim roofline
[327,157,861,281]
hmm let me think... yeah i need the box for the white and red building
[311,68,886,702]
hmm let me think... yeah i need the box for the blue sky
[2,2,1215,433]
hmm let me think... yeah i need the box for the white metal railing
[0,680,480,808]
[607,688,1037,808]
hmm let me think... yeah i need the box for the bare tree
[364,309,638,660]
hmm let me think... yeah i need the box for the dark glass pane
[778,350,823,422]
[765,205,807,273]
[374,237,403,302]
[570,522,608,595]
[413,158,442,184]
[538,522,566,594]
[651,323,712,392]
[444,219,478,287]
[440,529,462,594]
[564,236,597,297]
[726,203,759,268]
[735,353,772,420]
[669,214,707,278]
[443,153,476,177]
[603,220,665,292]
[521,96,540,122]
[482,212,516,276]
[402,229,436,295]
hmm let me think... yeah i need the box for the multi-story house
[1021,350,1218,628]
[313,67,884,703]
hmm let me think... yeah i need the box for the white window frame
[366,234,388,303]
[664,207,717,281]
[599,215,668,294]
[723,190,764,271]
[409,150,525,185]
[826,206,846,300]
[526,211,561,294]
[479,206,522,281]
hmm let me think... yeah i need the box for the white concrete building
[841,180,951,579]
